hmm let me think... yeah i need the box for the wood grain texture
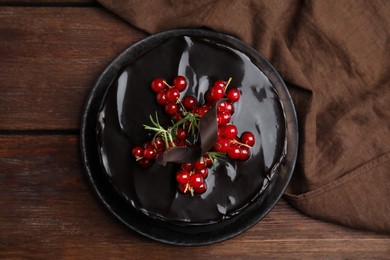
[0,135,389,259]
[0,7,146,130]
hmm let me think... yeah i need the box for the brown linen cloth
[97,0,390,233]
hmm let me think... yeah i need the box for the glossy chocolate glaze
[97,36,287,225]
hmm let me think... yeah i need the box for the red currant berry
[226,102,234,114]
[217,100,234,114]
[241,131,256,147]
[194,159,207,171]
[143,141,153,149]
[217,112,231,125]
[173,76,187,92]
[191,106,200,114]
[150,78,165,93]
[178,183,189,193]
[239,146,250,161]
[182,96,197,110]
[166,87,180,102]
[181,163,193,171]
[132,146,144,157]
[223,125,238,139]
[210,85,225,101]
[193,182,207,194]
[196,168,208,179]
[217,126,225,137]
[143,147,157,159]
[213,79,226,89]
[172,113,183,122]
[152,136,165,150]
[176,170,190,184]
[202,155,213,167]
[156,91,169,105]
[228,144,241,159]
[213,138,230,153]
[217,101,228,113]
[226,88,240,103]
[204,90,215,104]
[189,173,204,189]
[138,158,152,169]
[197,105,209,116]
[165,102,179,116]
[176,128,187,141]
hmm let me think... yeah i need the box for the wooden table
[1,1,389,258]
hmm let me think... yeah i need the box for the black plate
[80,29,298,245]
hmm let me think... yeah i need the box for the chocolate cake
[96,35,287,225]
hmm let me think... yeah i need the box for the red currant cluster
[176,155,212,195]
[152,76,187,116]
[131,76,255,196]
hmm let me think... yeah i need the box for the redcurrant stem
[230,139,252,148]
[184,183,190,193]
[224,77,233,91]
[163,80,173,89]
[176,98,187,113]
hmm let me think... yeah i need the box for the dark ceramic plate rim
[80,28,298,246]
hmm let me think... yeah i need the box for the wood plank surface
[0,135,389,258]
[0,7,146,130]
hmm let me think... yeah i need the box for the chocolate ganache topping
[97,35,287,225]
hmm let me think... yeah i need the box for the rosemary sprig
[171,111,200,136]
[143,111,202,149]
[206,151,227,170]
[143,112,174,149]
